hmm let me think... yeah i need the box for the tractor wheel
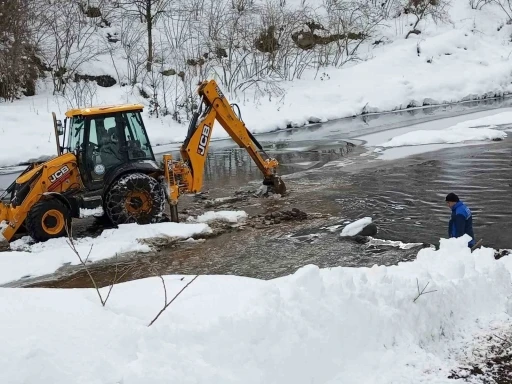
[27,199,71,242]
[104,172,165,226]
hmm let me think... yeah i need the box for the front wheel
[27,199,71,242]
[104,172,165,226]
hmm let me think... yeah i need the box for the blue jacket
[448,201,475,247]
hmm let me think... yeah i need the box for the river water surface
[2,99,512,287]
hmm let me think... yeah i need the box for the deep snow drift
[1,0,512,167]
[1,235,511,383]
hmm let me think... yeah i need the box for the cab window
[124,112,154,160]
[68,117,84,152]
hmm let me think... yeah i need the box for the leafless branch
[404,0,450,39]
[148,275,199,326]
[116,0,173,71]
[65,222,125,307]
[413,278,438,303]
[470,0,492,10]
[65,224,105,304]
[493,0,512,20]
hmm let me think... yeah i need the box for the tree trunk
[146,2,153,72]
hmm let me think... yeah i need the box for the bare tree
[159,7,205,119]
[369,0,401,17]
[36,0,108,94]
[403,0,450,39]
[324,0,386,67]
[492,0,512,20]
[61,80,99,109]
[199,0,263,93]
[256,1,316,81]
[118,16,147,85]
[117,0,172,71]
[469,0,492,9]
[0,0,38,101]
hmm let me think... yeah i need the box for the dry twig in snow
[148,274,199,326]
[65,223,130,307]
[413,278,437,303]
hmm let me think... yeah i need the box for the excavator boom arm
[163,80,285,208]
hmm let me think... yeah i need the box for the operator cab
[58,104,156,191]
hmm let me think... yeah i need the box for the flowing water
[9,136,512,288]
[2,98,512,287]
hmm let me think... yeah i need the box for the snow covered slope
[1,236,511,383]
[1,0,512,166]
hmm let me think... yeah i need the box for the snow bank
[378,110,512,149]
[0,222,211,285]
[190,210,248,224]
[355,109,512,160]
[1,236,511,383]
[340,217,372,237]
[380,126,506,148]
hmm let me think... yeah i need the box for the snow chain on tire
[104,172,165,226]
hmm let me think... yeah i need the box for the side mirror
[56,120,64,135]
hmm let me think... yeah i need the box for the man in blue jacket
[446,193,475,248]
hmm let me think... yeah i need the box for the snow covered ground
[1,0,512,167]
[1,235,511,383]
[0,221,211,285]
[188,210,248,224]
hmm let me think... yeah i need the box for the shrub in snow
[404,0,451,39]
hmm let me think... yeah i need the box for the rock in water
[340,218,378,238]
[0,239,10,252]
[352,235,370,244]
[359,222,378,237]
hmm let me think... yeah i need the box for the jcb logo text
[197,125,211,156]
[49,165,70,184]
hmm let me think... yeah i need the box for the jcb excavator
[0,80,286,243]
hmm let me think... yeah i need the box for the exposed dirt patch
[448,330,512,383]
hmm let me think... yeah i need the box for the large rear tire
[104,172,165,226]
[27,199,71,242]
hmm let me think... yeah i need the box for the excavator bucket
[262,175,286,196]
[274,176,286,195]
[266,175,286,196]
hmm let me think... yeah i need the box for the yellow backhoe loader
[0,80,286,243]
